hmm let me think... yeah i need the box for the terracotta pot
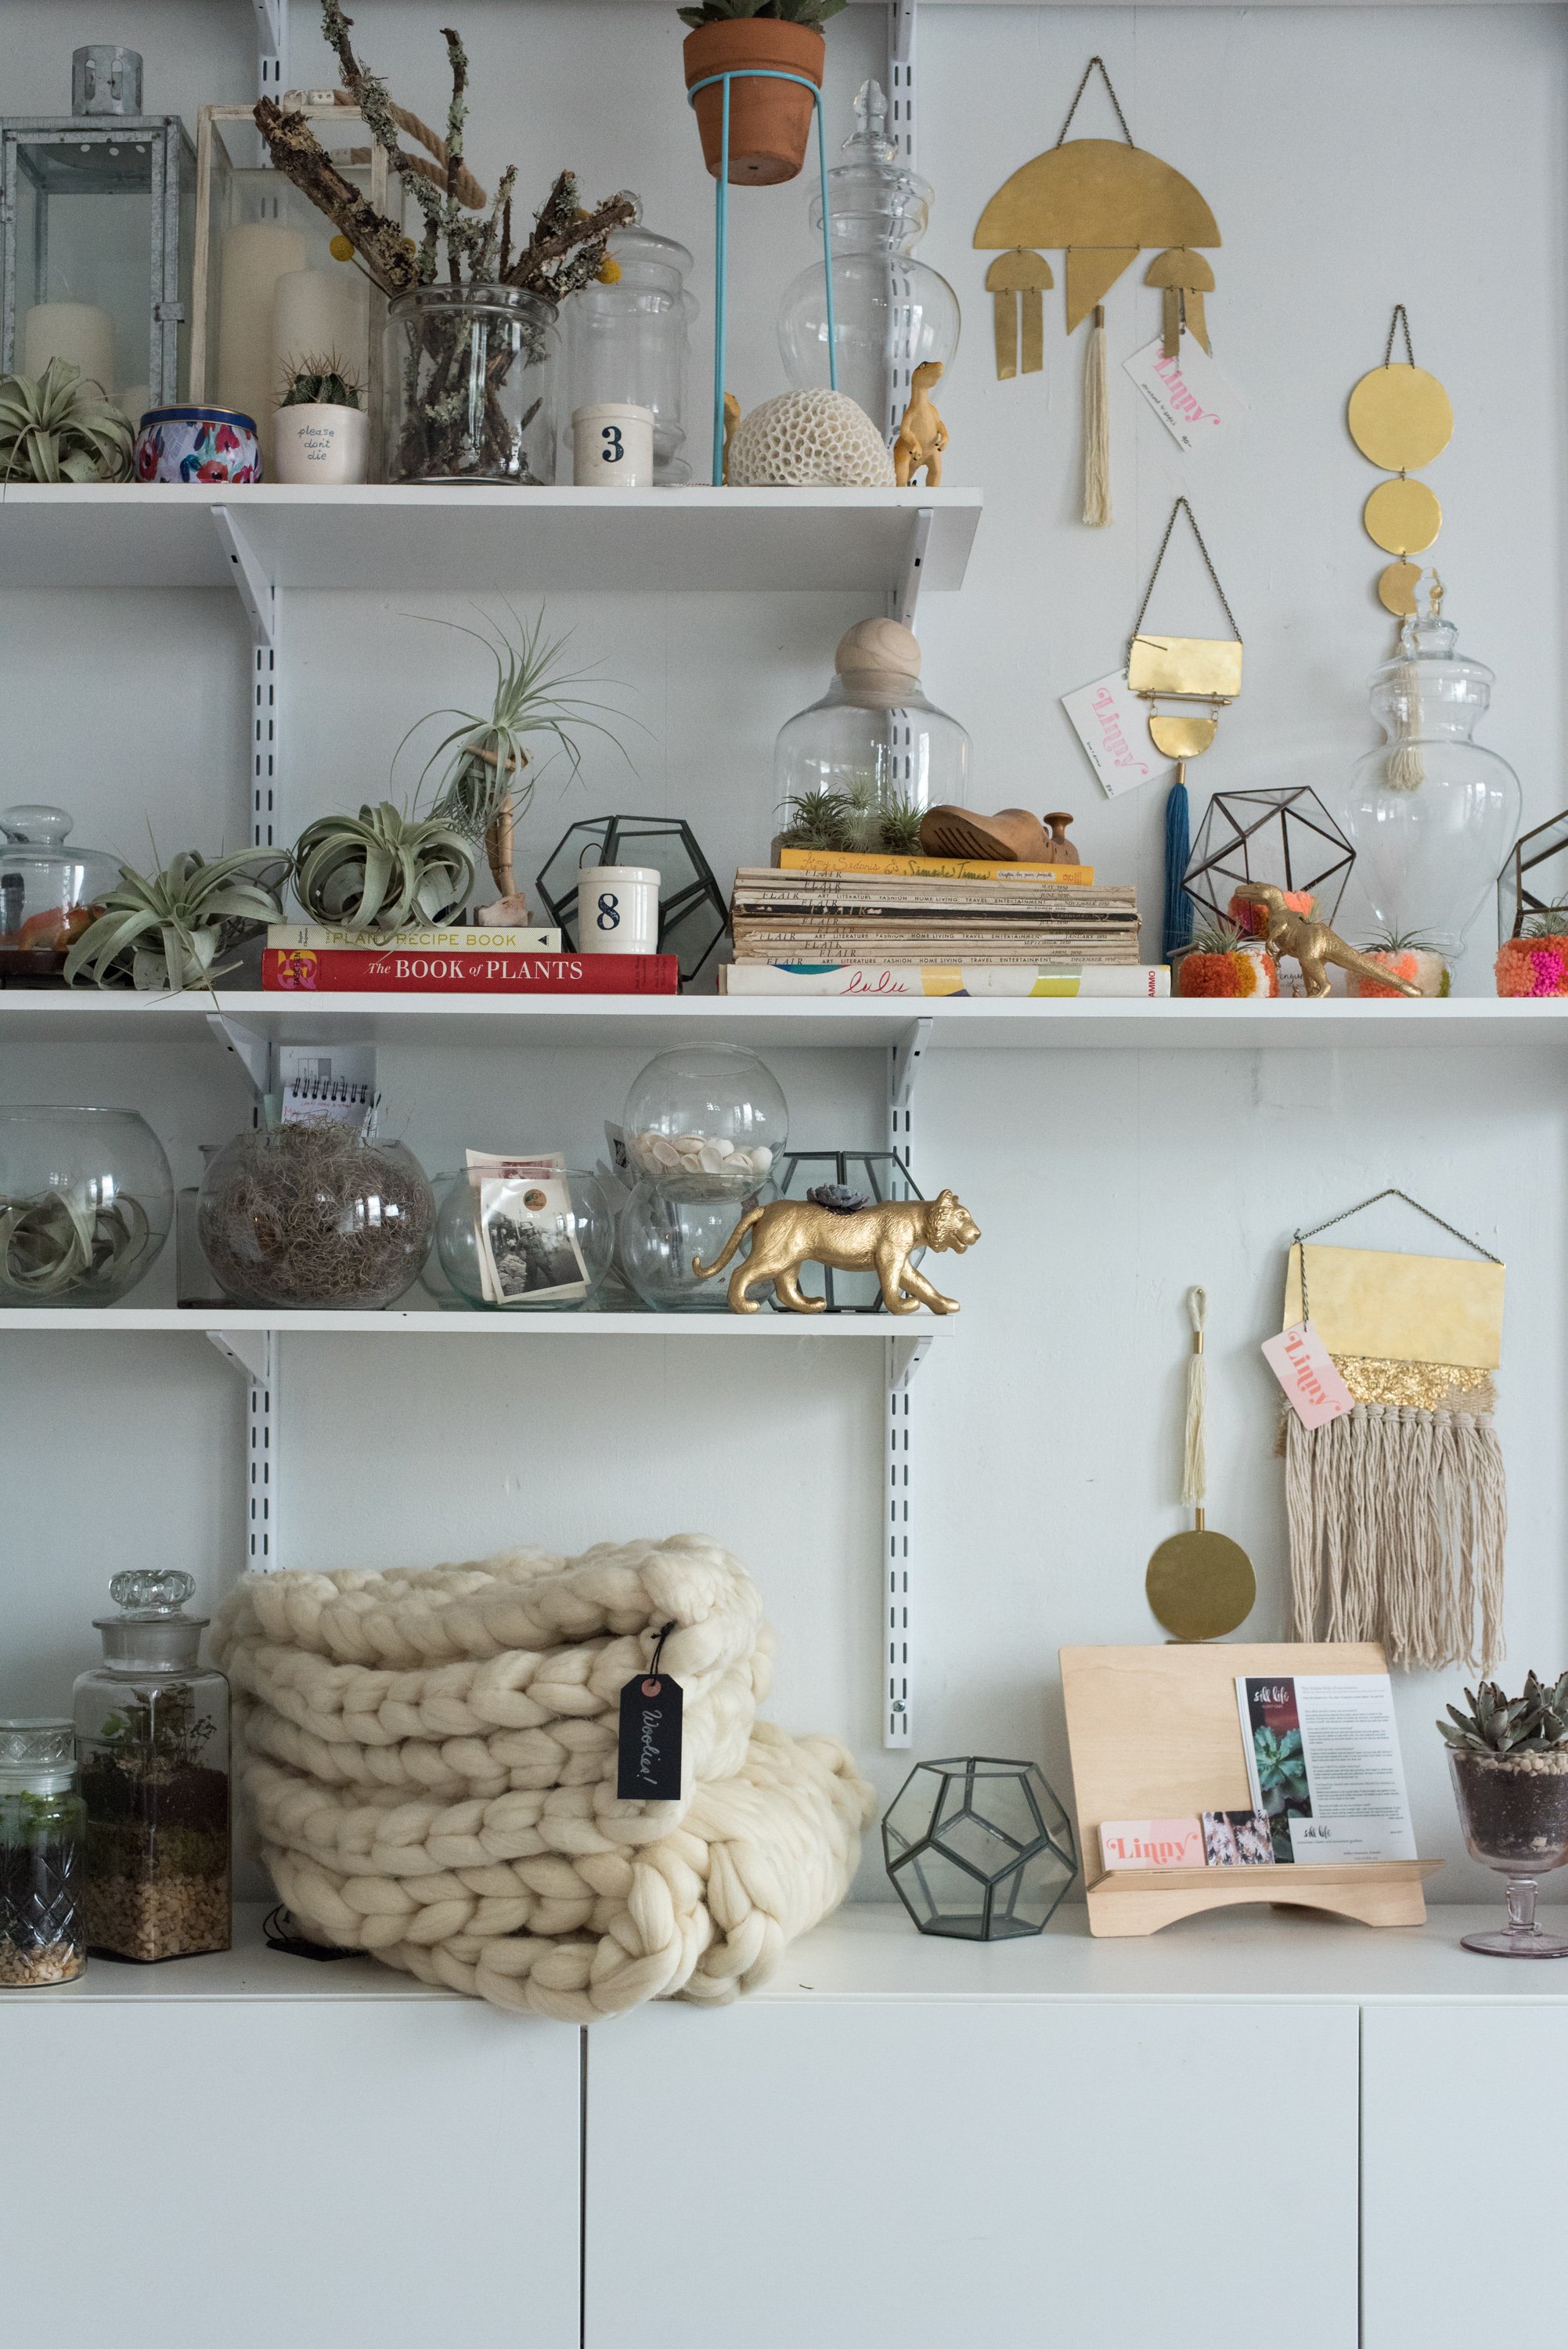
[1496,933,1568,997]
[1349,947,1449,999]
[1175,945,1278,999]
[683,20,825,186]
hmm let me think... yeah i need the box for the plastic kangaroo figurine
[1231,882,1422,999]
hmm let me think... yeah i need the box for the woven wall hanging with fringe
[1279,1190,1505,1674]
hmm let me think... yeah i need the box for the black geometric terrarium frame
[1498,806,1568,944]
[769,1150,922,1315]
[882,1756,1078,1943]
[535,815,728,984]
[1182,786,1356,929]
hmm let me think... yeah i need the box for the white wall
[2,2,1565,1906]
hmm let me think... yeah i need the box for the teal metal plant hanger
[687,67,839,484]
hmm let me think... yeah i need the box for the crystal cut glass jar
[0,1720,86,1986]
[1448,1748,1568,1958]
[74,1571,229,1963]
[0,1106,172,1307]
[777,79,960,442]
[383,282,558,485]
[1343,614,1522,958]
[564,226,695,485]
[776,616,971,827]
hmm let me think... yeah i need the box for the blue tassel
[1162,775,1194,964]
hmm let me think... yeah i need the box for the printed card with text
[1062,669,1170,799]
[1262,1321,1355,1430]
[1123,332,1245,455]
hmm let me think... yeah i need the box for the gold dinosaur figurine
[694,1188,980,1315]
[1231,882,1421,998]
[894,361,949,489]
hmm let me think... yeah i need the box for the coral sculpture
[726,389,895,488]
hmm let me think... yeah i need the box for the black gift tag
[618,1671,684,1800]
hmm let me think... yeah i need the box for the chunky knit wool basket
[214,1535,874,2022]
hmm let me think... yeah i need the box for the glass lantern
[0,803,120,986]
[1343,612,1522,959]
[564,226,696,486]
[2,59,195,418]
[777,79,961,442]
[193,98,404,475]
[74,1571,230,1963]
[776,616,971,828]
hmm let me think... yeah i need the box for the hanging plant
[0,358,134,484]
[63,848,290,993]
[292,801,475,933]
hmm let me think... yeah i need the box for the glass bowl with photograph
[434,1166,616,1310]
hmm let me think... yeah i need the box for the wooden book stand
[1059,1641,1441,1938]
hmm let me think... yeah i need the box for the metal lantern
[1182,785,1355,930]
[2,53,194,417]
[537,816,728,984]
[883,1756,1077,1942]
[1498,807,1568,945]
[193,99,403,473]
[770,1150,921,1313]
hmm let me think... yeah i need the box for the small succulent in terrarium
[278,352,364,411]
[1439,1672,1568,1757]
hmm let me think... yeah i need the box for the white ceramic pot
[571,402,654,489]
[272,402,369,485]
[578,864,661,954]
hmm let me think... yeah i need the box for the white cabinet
[0,1989,582,2349]
[585,1996,1360,2349]
[1361,2002,1568,2342]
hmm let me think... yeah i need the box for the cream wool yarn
[726,390,896,488]
[214,1535,875,2022]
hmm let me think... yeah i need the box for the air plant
[1520,900,1568,940]
[292,801,475,933]
[778,788,850,850]
[63,847,290,993]
[1178,917,1251,959]
[1361,925,1442,954]
[278,354,364,411]
[777,781,925,857]
[0,1187,155,1300]
[0,357,134,484]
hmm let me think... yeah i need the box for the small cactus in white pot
[272,355,369,485]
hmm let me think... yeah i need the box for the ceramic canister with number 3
[578,865,661,955]
[571,402,654,488]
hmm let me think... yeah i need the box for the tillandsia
[278,352,364,410]
[0,1186,153,1300]
[254,5,638,482]
[1440,1672,1568,1757]
[0,357,133,484]
[292,800,476,933]
[1181,918,1253,958]
[777,781,925,856]
[677,0,847,26]
[63,847,290,994]
[1361,926,1442,955]
[1520,900,1568,940]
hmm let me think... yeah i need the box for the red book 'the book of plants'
[263,948,680,994]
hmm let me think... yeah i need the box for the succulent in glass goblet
[1440,1672,1568,1957]
[198,1124,434,1311]
[0,1107,172,1306]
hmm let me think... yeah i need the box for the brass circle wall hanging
[1364,475,1442,555]
[1377,558,1423,618]
[1144,1288,1256,1644]
[1149,712,1218,760]
[1347,362,1453,472]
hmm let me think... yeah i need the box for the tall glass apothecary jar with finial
[775,616,972,843]
[73,1571,230,1963]
[777,78,961,442]
[1342,590,1522,961]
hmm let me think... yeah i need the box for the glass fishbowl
[776,615,971,829]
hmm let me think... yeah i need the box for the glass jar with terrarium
[74,1571,229,1963]
[0,1719,86,1988]
[0,804,120,985]
[775,616,971,854]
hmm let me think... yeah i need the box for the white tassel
[1181,1286,1206,1507]
[1082,302,1111,528]
[1386,655,1425,791]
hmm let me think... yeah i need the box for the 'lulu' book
[263,948,679,994]
[717,962,1171,998]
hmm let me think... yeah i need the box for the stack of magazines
[720,850,1166,998]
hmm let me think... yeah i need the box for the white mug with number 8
[578,864,661,956]
[571,402,654,489]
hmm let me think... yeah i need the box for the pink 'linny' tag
[1261,1322,1355,1429]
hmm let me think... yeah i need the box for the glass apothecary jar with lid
[74,1571,229,1963]
[0,1719,86,1987]
[564,226,696,485]
[0,804,119,985]
[383,282,559,484]
[776,616,971,832]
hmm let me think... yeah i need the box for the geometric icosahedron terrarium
[882,1755,1077,1940]
[1182,785,1355,930]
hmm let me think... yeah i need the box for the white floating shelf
[0,1307,942,1339]
[5,991,1567,1052]
[0,483,980,598]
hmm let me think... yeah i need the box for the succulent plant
[278,352,364,410]
[292,801,475,933]
[64,848,290,993]
[679,0,845,25]
[0,357,134,484]
[1440,1672,1568,1757]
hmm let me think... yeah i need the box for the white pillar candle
[216,223,307,468]
[271,265,369,394]
[22,302,114,391]
[117,384,150,425]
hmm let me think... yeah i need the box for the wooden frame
[1059,1642,1440,1937]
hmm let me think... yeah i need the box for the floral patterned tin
[134,406,261,485]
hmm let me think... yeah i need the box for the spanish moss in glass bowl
[197,1124,434,1311]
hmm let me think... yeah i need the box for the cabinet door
[0,1997,581,2348]
[586,1999,1358,2349]
[1363,2003,1568,2340]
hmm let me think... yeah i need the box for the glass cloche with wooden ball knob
[1342,602,1521,959]
[775,618,971,840]
[777,78,960,443]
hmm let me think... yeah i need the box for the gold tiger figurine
[694,1188,981,1316]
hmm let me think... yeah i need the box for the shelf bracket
[888,0,917,168]
[887,1330,932,1390]
[206,1012,271,1100]
[891,1016,931,1116]
[211,507,281,851]
[206,1327,280,1571]
[894,506,934,630]
[253,0,287,101]
[206,1327,269,1384]
[211,505,276,651]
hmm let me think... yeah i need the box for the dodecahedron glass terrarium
[883,1756,1077,1941]
[536,814,727,983]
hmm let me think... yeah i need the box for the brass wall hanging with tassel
[974,56,1221,528]
[1279,1190,1506,1673]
